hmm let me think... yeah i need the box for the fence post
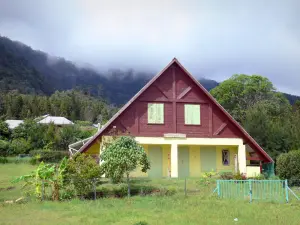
[249,179,252,203]
[285,179,289,203]
[184,178,187,197]
[217,180,220,197]
[93,178,97,200]
[41,180,44,201]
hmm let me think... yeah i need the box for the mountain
[0,35,299,105]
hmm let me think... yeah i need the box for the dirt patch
[0,186,16,192]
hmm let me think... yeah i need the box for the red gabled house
[69,58,273,178]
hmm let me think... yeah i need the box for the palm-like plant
[13,157,68,201]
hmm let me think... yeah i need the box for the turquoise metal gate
[214,180,289,203]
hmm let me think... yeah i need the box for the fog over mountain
[0,0,300,94]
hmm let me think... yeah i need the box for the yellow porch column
[238,144,246,174]
[171,143,178,178]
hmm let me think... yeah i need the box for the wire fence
[2,177,300,202]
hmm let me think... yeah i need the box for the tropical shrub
[65,154,101,198]
[12,158,68,201]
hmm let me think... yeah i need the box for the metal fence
[214,180,292,202]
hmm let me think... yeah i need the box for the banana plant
[12,157,68,201]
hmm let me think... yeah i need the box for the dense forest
[0,90,117,123]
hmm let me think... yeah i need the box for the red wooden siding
[103,63,244,139]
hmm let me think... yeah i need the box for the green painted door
[148,146,163,178]
[178,146,190,178]
[200,146,217,172]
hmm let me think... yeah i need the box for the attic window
[148,103,164,124]
[184,104,200,125]
[222,150,230,166]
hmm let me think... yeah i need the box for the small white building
[5,120,24,129]
[37,115,74,126]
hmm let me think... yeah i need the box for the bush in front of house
[276,150,300,186]
[64,154,102,198]
[29,149,69,164]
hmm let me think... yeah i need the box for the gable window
[148,103,164,124]
[222,150,230,166]
[184,104,200,125]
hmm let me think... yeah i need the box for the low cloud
[0,0,300,94]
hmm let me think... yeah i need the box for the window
[148,103,164,124]
[222,150,230,166]
[184,104,200,125]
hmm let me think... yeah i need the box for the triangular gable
[79,58,273,163]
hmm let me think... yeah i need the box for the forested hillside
[0,90,117,123]
[0,36,230,105]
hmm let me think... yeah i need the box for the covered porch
[135,136,261,178]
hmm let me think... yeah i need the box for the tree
[0,120,10,140]
[100,136,150,196]
[243,99,293,159]
[210,74,277,122]
[65,154,101,198]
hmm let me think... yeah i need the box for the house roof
[5,120,24,129]
[78,58,273,163]
[37,116,74,125]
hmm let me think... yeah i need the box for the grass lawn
[1,163,300,225]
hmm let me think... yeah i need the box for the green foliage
[202,170,217,178]
[12,157,68,201]
[233,173,247,180]
[210,74,280,122]
[243,100,293,159]
[0,90,117,123]
[65,154,101,197]
[248,174,265,180]
[0,156,8,164]
[30,150,69,163]
[75,120,93,126]
[0,139,9,156]
[219,172,234,180]
[9,138,31,155]
[6,119,96,155]
[276,150,300,185]
[0,120,11,140]
[12,119,47,150]
[100,136,150,183]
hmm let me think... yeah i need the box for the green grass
[0,163,36,202]
[1,163,300,225]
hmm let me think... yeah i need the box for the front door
[178,146,190,178]
[200,146,217,172]
[148,145,163,178]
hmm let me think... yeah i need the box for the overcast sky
[0,0,300,94]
